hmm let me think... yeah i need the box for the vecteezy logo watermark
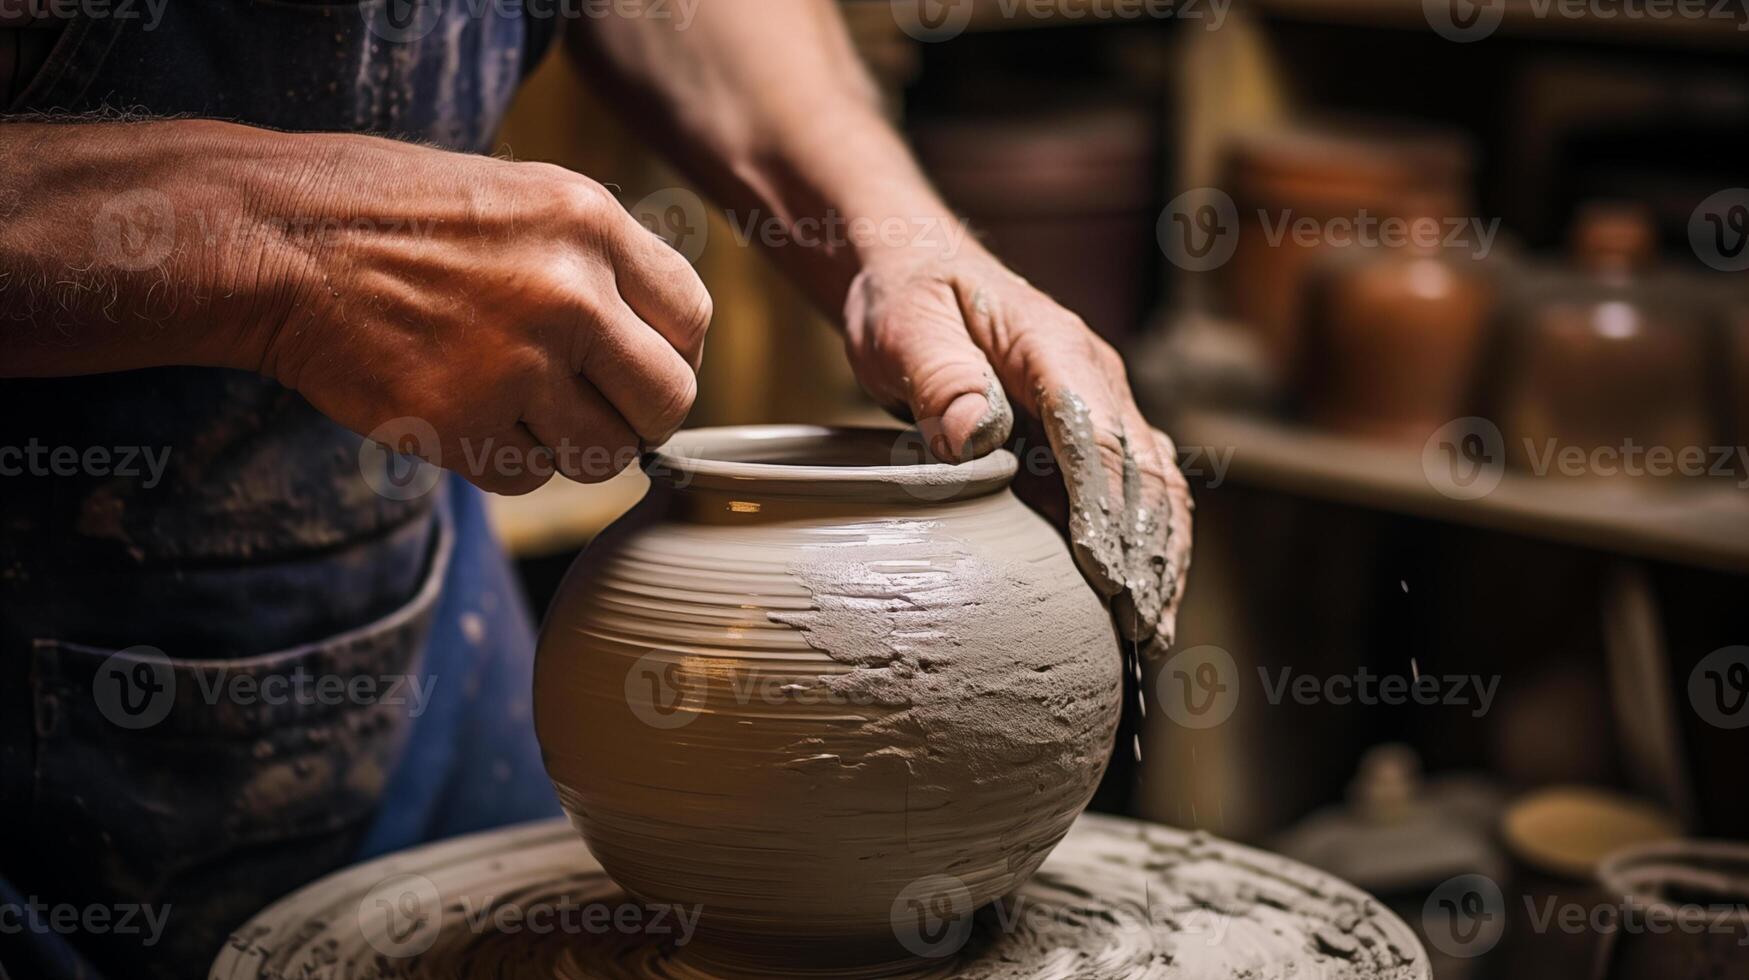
[1158,188,1239,274]
[0,441,171,488]
[1422,0,1506,41]
[0,898,173,947]
[1422,417,1506,501]
[1423,874,1506,958]
[97,653,436,731]
[623,653,890,729]
[360,419,664,500]
[632,187,711,264]
[360,417,444,502]
[93,646,176,730]
[891,0,976,40]
[1689,646,1749,730]
[891,0,1228,41]
[92,188,176,272]
[1155,644,1239,729]
[890,874,975,958]
[359,873,443,958]
[1691,188,1749,272]
[889,427,971,502]
[1427,0,1749,42]
[1160,195,1503,272]
[624,651,704,729]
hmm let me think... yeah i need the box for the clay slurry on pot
[771,535,1120,869]
[1044,389,1178,647]
[534,426,1127,972]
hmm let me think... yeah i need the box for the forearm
[567,0,969,312]
[0,119,333,378]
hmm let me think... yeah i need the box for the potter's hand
[250,140,712,496]
[0,122,710,496]
[843,248,1192,651]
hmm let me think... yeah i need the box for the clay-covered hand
[842,248,1192,651]
[249,139,711,495]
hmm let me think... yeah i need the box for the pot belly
[535,490,1121,967]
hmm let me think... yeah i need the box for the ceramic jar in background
[1592,840,1749,979]
[1220,121,1473,381]
[912,104,1158,343]
[534,427,1122,974]
[1495,786,1681,980]
[1297,199,1498,443]
[1493,203,1714,481]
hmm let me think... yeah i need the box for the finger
[523,378,642,485]
[1015,331,1170,640]
[843,267,1013,462]
[1147,426,1195,652]
[610,217,714,370]
[575,299,699,446]
[1107,408,1176,645]
[456,423,554,497]
[1037,385,1128,600]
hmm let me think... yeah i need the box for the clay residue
[1043,389,1176,648]
[223,814,1429,980]
[768,533,1121,912]
[958,371,1015,463]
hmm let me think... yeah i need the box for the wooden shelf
[1173,409,1749,573]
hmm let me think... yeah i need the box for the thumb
[844,267,1013,463]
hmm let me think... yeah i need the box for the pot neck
[642,426,1018,508]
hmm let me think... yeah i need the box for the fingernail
[945,375,1012,462]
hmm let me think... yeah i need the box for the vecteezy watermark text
[1159,190,1503,273]
[0,0,169,31]
[724,210,974,259]
[92,647,437,731]
[1424,0,1749,44]
[353,871,700,959]
[1155,645,1500,730]
[1422,872,1749,959]
[891,0,1230,42]
[0,898,172,947]
[0,440,170,488]
[365,0,700,44]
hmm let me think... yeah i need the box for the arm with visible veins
[0,120,712,494]
[567,2,1192,649]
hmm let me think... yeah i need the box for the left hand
[842,246,1193,652]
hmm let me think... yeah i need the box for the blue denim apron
[0,5,561,977]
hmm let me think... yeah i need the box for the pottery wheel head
[212,815,1428,980]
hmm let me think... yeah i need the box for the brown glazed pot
[534,426,1121,975]
[1298,221,1496,444]
[1221,122,1472,379]
[1593,840,1749,979]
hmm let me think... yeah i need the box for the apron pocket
[19,507,452,977]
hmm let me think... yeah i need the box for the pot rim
[1596,839,1749,926]
[644,425,1017,501]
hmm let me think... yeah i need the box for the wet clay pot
[534,426,1122,975]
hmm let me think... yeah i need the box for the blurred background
[488,3,1747,975]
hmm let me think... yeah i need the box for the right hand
[243,137,712,495]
